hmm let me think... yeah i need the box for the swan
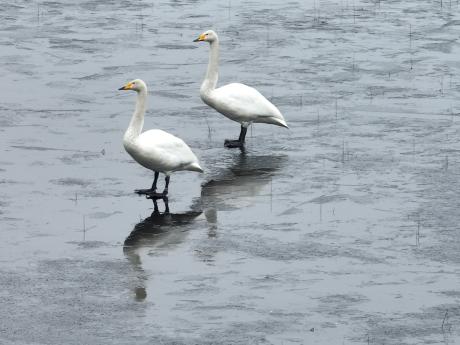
[118,79,203,197]
[193,30,288,148]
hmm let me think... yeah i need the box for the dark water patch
[11,145,92,152]
[438,290,460,298]
[59,151,102,164]
[263,222,300,232]
[70,241,110,249]
[88,211,122,219]
[155,90,190,99]
[182,14,210,19]
[75,73,107,81]
[0,217,22,222]
[50,177,92,187]
[0,4,25,10]
[423,39,456,54]
[79,189,127,198]
[12,108,87,115]
[309,194,349,204]
[0,179,24,185]
[156,44,197,50]
[358,304,460,345]
[315,293,369,317]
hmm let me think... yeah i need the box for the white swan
[194,30,288,148]
[118,79,203,197]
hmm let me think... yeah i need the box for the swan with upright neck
[118,79,203,197]
[194,30,288,148]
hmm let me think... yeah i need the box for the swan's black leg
[163,196,170,214]
[239,126,247,142]
[225,125,247,148]
[151,171,159,191]
[152,198,160,214]
[162,176,170,195]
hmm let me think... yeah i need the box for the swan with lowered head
[193,30,288,148]
[118,79,203,197]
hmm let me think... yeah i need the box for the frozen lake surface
[1,0,460,344]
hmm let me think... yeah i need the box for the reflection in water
[123,198,202,301]
[123,153,286,300]
[200,153,288,236]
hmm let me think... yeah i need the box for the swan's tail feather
[278,120,289,129]
[270,116,289,128]
[187,162,204,173]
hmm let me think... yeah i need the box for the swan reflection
[123,153,286,300]
[123,197,202,301]
[200,153,287,235]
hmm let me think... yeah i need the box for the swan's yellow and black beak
[118,82,133,91]
[193,33,206,42]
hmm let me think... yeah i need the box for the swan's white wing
[130,129,202,173]
[208,83,287,127]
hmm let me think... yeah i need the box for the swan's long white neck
[201,39,219,95]
[124,89,147,142]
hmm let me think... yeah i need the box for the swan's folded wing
[212,83,283,120]
[136,129,199,168]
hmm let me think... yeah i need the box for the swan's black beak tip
[118,86,126,91]
[193,38,200,42]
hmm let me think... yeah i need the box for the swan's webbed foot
[224,139,244,148]
[135,189,165,199]
[135,188,155,194]
[224,125,247,148]
[136,174,170,199]
[135,171,167,199]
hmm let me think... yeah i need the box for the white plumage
[206,83,288,127]
[194,30,288,147]
[118,79,202,195]
[124,129,202,175]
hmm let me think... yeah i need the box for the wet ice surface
[1,0,460,344]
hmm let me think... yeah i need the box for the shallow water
[2,0,460,344]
